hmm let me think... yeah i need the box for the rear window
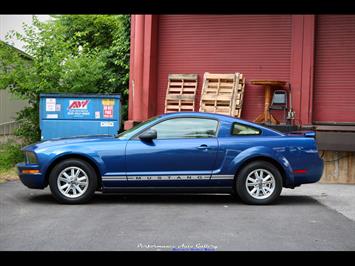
[232,123,261,136]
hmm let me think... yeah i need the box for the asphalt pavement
[1,181,355,251]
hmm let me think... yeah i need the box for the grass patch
[0,167,18,183]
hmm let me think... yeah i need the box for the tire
[235,161,282,205]
[49,159,97,204]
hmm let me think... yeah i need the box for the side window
[232,122,261,136]
[148,118,218,139]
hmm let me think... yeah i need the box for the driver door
[125,117,219,186]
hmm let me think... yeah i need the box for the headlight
[25,151,38,164]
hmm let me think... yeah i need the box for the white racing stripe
[211,175,234,180]
[102,175,234,181]
[102,176,127,180]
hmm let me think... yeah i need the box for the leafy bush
[0,142,24,170]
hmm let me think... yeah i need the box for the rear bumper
[293,157,324,186]
[16,163,46,189]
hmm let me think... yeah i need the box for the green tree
[0,15,130,143]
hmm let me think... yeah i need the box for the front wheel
[49,159,97,204]
[235,161,283,205]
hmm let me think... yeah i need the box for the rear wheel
[235,161,282,205]
[49,159,97,204]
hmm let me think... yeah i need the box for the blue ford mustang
[17,112,324,205]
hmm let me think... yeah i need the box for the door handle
[197,144,209,150]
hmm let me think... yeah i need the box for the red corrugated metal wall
[156,15,292,121]
[313,15,355,123]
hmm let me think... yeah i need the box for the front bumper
[17,163,46,189]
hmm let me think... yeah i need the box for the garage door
[156,15,292,121]
[313,15,355,123]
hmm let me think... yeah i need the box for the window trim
[130,116,221,140]
[230,122,262,136]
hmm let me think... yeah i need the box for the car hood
[23,135,119,151]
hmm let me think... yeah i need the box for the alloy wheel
[57,166,89,198]
[245,168,276,200]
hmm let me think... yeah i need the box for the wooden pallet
[199,72,245,117]
[164,74,198,113]
[234,73,246,118]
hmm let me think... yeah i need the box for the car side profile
[17,112,324,205]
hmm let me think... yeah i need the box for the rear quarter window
[231,122,261,136]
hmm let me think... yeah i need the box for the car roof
[159,112,284,136]
[160,111,250,124]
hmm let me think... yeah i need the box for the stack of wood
[199,72,245,117]
[164,74,198,113]
[233,73,246,117]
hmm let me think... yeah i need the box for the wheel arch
[44,154,103,189]
[234,156,287,187]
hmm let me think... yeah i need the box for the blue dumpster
[39,93,121,140]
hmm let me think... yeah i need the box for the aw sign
[68,100,90,110]
[67,99,90,117]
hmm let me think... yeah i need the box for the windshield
[116,115,160,140]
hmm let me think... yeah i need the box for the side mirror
[139,129,157,141]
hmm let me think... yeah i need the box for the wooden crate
[199,72,245,117]
[199,73,236,116]
[164,74,198,113]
